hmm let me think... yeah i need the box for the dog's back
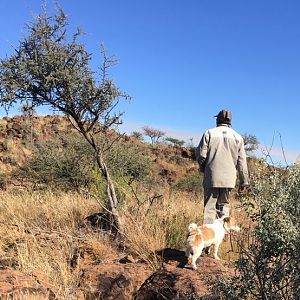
[186,217,240,270]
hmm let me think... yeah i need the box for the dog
[185,216,240,270]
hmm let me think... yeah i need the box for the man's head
[214,109,232,125]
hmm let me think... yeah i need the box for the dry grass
[0,190,100,298]
[121,189,249,264]
[0,188,248,298]
[6,294,52,300]
[121,190,202,269]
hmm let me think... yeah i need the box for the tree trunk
[95,150,123,233]
[76,125,123,233]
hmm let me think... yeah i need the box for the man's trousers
[203,187,232,224]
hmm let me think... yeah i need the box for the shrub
[106,142,151,183]
[142,126,165,144]
[242,133,259,154]
[131,131,143,141]
[17,134,152,191]
[165,137,185,147]
[213,163,300,299]
[173,172,203,195]
[0,172,7,190]
[17,134,95,191]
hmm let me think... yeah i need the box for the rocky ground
[0,244,235,299]
[0,115,236,299]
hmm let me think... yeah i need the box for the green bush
[18,134,95,190]
[17,134,152,191]
[106,142,151,183]
[214,163,300,299]
[173,172,203,195]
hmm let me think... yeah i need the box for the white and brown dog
[185,216,240,270]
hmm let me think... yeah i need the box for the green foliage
[188,146,197,161]
[164,212,192,250]
[214,164,300,299]
[0,7,130,226]
[173,172,203,195]
[131,131,143,141]
[20,103,36,117]
[0,8,129,127]
[0,172,7,190]
[242,133,259,153]
[17,134,151,191]
[179,293,208,300]
[165,137,185,147]
[105,141,150,180]
[17,134,95,190]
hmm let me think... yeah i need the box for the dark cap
[214,109,232,125]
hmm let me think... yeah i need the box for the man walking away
[196,109,249,224]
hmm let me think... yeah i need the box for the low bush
[173,171,203,195]
[17,133,152,191]
[213,163,300,299]
[106,141,151,182]
[17,134,95,190]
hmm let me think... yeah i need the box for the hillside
[0,115,72,171]
[0,115,198,185]
[1,115,283,299]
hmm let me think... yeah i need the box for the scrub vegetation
[0,6,298,299]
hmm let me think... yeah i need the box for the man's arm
[196,131,210,172]
[237,139,249,187]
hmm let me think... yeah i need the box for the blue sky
[0,0,299,164]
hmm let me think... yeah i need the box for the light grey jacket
[196,124,249,188]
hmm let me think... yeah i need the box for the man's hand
[199,163,205,173]
[238,185,250,193]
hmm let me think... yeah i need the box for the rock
[0,269,56,299]
[11,122,22,134]
[181,147,194,159]
[77,262,153,300]
[75,246,235,300]
[0,142,7,152]
[119,255,136,264]
[134,249,235,299]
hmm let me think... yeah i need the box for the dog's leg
[185,246,191,258]
[203,246,211,256]
[191,246,203,270]
[185,247,192,265]
[213,242,221,260]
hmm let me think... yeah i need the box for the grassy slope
[0,115,250,298]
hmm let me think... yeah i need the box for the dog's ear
[188,223,198,232]
[222,216,230,223]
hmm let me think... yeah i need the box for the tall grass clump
[214,163,300,300]
[122,191,202,270]
[0,191,100,298]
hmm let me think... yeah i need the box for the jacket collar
[217,123,230,127]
